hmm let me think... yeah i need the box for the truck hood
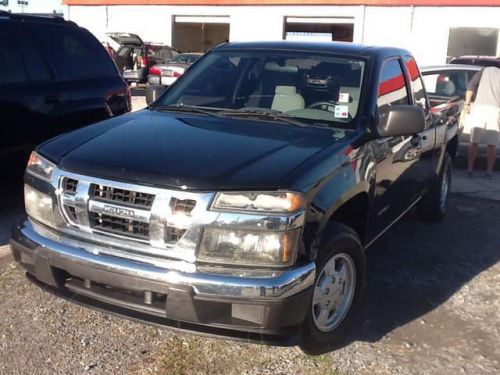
[39,110,344,191]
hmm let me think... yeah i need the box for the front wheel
[418,152,452,221]
[301,223,366,355]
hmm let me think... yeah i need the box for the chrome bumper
[11,220,315,301]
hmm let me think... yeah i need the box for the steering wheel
[307,101,340,109]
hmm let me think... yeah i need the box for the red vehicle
[107,32,178,84]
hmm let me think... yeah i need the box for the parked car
[0,11,131,185]
[107,32,178,84]
[12,41,459,354]
[146,53,203,104]
[421,64,499,157]
[449,55,500,68]
[148,53,203,85]
[421,64,481,105]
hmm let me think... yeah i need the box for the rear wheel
[418,152,452,221]
[301,223,366,355]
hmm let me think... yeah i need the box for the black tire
[418,152,452,222]
[300,223,366,355]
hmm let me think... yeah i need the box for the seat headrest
[275,85,297,95]
[441,81,456,96]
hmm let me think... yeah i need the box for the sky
[0,0,64,14]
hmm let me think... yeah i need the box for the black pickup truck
[11,42,459,354]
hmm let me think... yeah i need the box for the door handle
[45,95,61,104]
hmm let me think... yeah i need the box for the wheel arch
[304,183,371,262]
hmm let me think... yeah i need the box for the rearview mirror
[377,105,425,138]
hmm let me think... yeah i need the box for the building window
[284,17,354,42]
[447,27,499,61]
[172,16,230,53]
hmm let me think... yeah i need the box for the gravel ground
[1,194,499,375]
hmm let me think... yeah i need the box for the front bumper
[11,220,315,344]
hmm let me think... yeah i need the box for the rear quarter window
[28,23,118,81]
[0,24,28,84]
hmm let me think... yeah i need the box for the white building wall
[411,7,500,66]
[362,6,413,49]
[67,4,500,66]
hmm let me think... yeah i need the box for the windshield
[154,50,365,127]
[172,54,200,64]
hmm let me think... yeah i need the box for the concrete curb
[0,245,12,259]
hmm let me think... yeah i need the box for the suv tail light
[149,66,161,76]
[172,71,183,78]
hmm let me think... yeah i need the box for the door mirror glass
[377,105,425,137]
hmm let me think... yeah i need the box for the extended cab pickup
[11,42,458,354]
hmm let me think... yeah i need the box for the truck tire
[418,152,452,222]
[301,223,366,355]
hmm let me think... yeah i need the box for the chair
[271,85,305,113]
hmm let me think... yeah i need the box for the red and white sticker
[338,92,350,103]
[334,105,349,118]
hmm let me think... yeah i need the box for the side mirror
[377,105,425,138]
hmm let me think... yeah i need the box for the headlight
[26,152,55,182]
[197,228,300,267]
[212,191,304,213]
[24,184,56,229]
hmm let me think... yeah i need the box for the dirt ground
[0,193,499,374]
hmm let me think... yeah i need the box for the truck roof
[215,41,410,59]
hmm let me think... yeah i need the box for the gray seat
[271,85,305,113]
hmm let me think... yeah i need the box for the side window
[377,58,409,127]
[404,56,428,113]
[0,24,28,84]
[162,47,172,59]
[29,24,117,81]
[17,26,53,82]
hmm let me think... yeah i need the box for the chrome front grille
[171,198,196,216]
[61,177,79,223]
[89,212,150,240]
[53,170,216,264]
[64,178,78,194]
[90,183,155,209]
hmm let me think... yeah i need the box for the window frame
[376,56,411,111]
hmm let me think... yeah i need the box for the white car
[147,53,203,86]
[420,64,500,157]
[146,53,203,104]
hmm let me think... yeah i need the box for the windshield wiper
[218,108,312,127]
[151,104,223,118]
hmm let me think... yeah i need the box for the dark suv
[0,12,131,183]
[107,32,178,83]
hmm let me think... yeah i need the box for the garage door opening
[284,17,354,42]
[172,16,230,53]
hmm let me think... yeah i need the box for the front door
[370,57,431,237]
